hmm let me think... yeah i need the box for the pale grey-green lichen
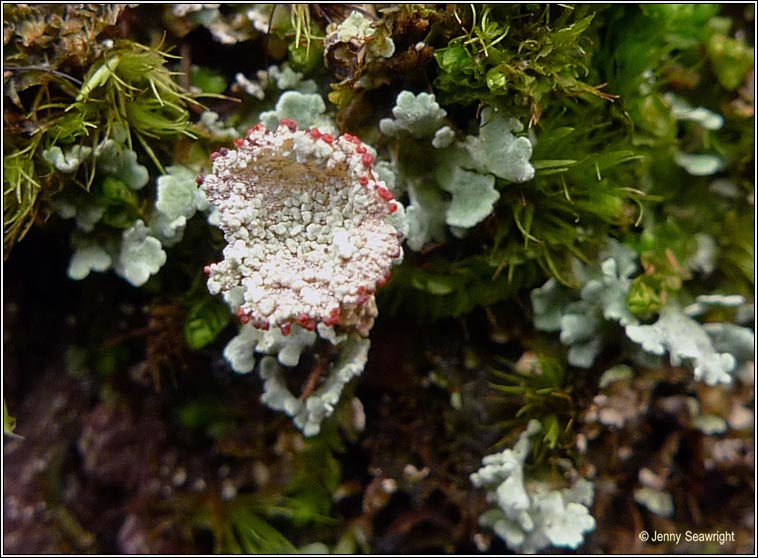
[68,235,113,280]
[42,145,93,174]
[463,107,534,183]
[115,220,167,287]
[223,323,318,373]
[387,95,535,250]
[260,91,336,133]
[471,420,596,553]
[380,91,447,139]
[223,322,370,436]
[259,334,370,437]
[625,305,738,385]
[151,165,209,245]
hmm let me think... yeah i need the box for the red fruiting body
[376,186,393,201]
[239,314,250,324]
[390,247,402,258]
[322,133,334,144]
[280,118,298,131]
[280,322,292,336]
[389,202,398,213]
[362,153,374,167]
[246,125,264,137]
[235,137,245,147]
[297,313,311,326]
[303,320,316,331]
[356,284,374,296]
[210,151,220,160]
[376,273,390,287]
[356,145,367,154]
[360,176,369,186]
[309,128,321,139]
[356,294,369,306]
[252,318,270,330]
[342,132,355,143]
[203,265,211,275]
[196,175,204,185]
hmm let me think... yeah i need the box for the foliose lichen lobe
[201,120,403,336]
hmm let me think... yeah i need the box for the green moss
[434,5,614,125]
[3,31,199,255]
[3,399,17,437]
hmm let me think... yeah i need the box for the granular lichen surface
[201,121,403,336]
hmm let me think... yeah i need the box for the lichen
[260,334,370,436]
[201,121,404,336]
[625,305,738,385]
[384,92,534,250]
[379,91,447,139]
[115,220,167,287]
[471,420,596,553]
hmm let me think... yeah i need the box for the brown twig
[299,356,327,401]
